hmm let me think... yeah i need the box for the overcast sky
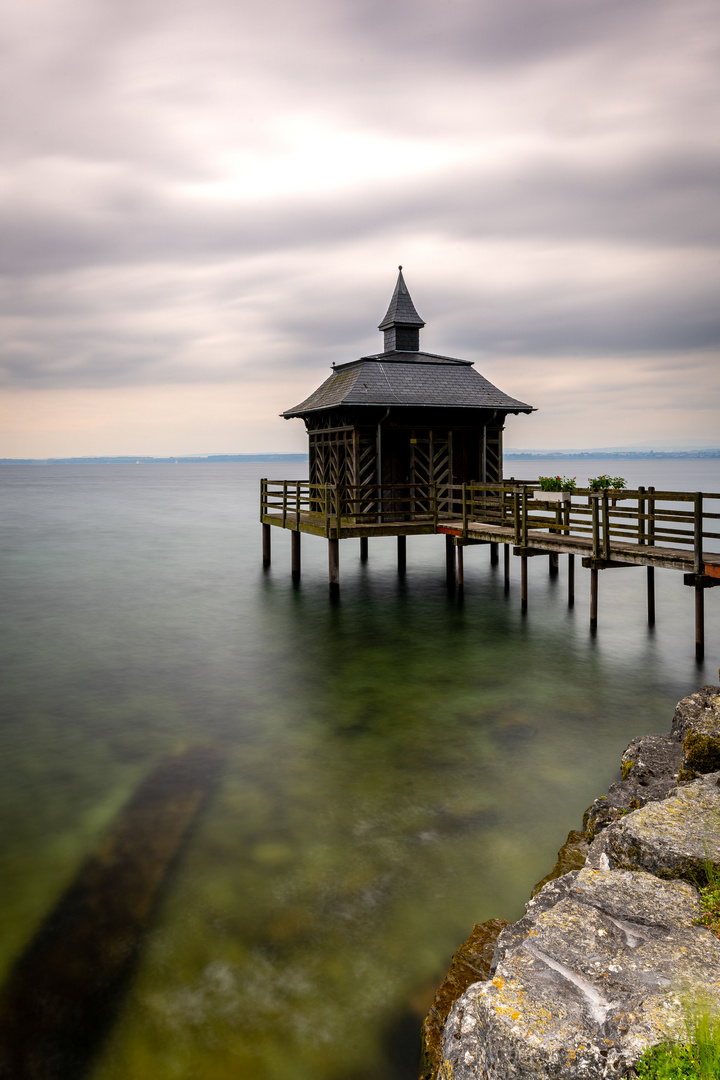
[2,0,719,456]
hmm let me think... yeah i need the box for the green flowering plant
[538,475,577,492]
[588,474,627,492]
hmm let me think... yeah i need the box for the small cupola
[377,266,425,352]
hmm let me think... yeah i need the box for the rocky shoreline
[421,683,720,1080]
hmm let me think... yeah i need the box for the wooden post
[695,583,705,662]
[590,568,599,630]
[291,530,301,579]
[360,536,369,562]
[328,539,340,592]
[262,523,271,568]
[549,552,559,577]
[647,566,655,626]
[521,556,528,612]
[446,535,456,586]
[490,542,499,566]
[504,543,510,592]
[397,535,407,576]
[457,545,464,589]
[694,493,704,574]
[568,553,575,608]
[591,497,600,558]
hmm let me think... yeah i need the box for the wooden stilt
[504,544,510,592]
[328,539,340,592]
[262,523,271,568]
[291,530,301,578]
[590,568,599,630]
[397,535,406,576]
[695,584,705,662]
[521,556,528,612]
[446,535,456,586]
[647,566,655,626]
[360,536,369,562]
[457,545,464,589]
[549,552,559,577]
[490,542,499,566]
[567,554,575,608]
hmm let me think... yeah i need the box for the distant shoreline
[1,450,719,465]
[0,454,309,465]
[505,450,720,460]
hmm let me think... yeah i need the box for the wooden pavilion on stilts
[260,269,720,660]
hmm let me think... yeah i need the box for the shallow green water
[0,461,718,1079]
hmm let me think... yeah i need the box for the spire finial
[398,265,402,271]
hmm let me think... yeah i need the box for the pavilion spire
[378,266,425,352]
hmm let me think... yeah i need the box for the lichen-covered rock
[439,867,720,1080]
[590,771,720,885]
[583,733,683,840]
[671,685,720,779]
[420,919,508,1080]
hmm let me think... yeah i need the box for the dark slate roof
[378,267,425,330]
[283,354,534,417]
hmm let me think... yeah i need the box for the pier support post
[521,556,528,612]
[504,544,510,592]
[360,537,369,562]
[328,539,340,592]
[291,530,301,579]
[457,545,464,590]
[567,554,575,608]
[262,523,271,568]
[590,568,599,630]
[695,584,705,662]
[490,542,499,566]
[549,552,559,577]
[397,535,406,576]
[647,567,655,626]
[446,535,456,586]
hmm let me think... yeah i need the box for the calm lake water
[1,459,719,1079]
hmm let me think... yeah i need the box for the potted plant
[587,475,627,506]
[533,476,577,502]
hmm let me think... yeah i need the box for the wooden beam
[504,543,510,593]
[262,522,271,567]
[568,553,575,608]
[457,544,464,590]
[549,552,559,577]
[647,566,655,626]
[446,534,456,586]
[328,539,340,592]
[291,530,301,579]
[0,747,221,1079]
[360,536,368,561]
[696,583,705,662]
[590,568,599,630]
[521,556,528,612]
[397,535,407,576]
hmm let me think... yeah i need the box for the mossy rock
[530,829,589,898]
[419,918,508,1080]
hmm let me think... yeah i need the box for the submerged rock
[440,867,720,1080]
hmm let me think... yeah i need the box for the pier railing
[260,479,720,569]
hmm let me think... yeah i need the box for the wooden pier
[261,479,720,660]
